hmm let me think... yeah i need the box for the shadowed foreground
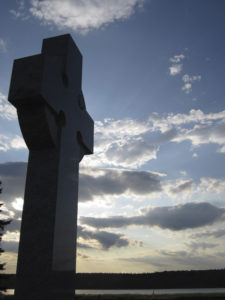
[3,293,225,300]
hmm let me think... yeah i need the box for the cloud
[0,162,27,208]
[86,118,157,168]
[0,92,17,120]
[121,250,225,270]
[5,219,21,233]
[104,138,158,168]
[2,223,135,253]
[186,241,217,252]
[1,240,19,253]
[151,109,225,129]
[0,134,27,152]
[192,229,225,239]
[170,54,185,63]
[169,179,194,195]
[79,168,163,201]
[174,122,225,147]
[149,109,225,152]
[0,162,163,206]
[157,250,224,270]
[182,74,201,83]
[169,64,183,76]
[181,74,201,94]
[169,54,202,93]
[14,0,145,34]
[77,225,131,250]
[80,202,225,231]
[169,54,185,76]
[0,39,7,53]
[182,83,192,94]
[84,109,225,169]
[10,0,26,18]
[199,177,225,194]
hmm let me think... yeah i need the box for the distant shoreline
[1,269,225,290]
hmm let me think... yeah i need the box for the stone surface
[8,34,94,300]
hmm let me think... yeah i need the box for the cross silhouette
[8,34,94,300]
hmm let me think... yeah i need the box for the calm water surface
[76,288,225,295]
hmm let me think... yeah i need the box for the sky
[0,0,225,274]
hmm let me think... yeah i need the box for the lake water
[76,288,225,295]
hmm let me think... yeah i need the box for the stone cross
[8,34,94,300]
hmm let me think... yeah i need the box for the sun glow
[12,197,24,211]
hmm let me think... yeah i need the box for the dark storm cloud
[77,225,130,250]
[79,168,162,201]
[80,202,225,231]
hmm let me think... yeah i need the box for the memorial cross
[8,34,94,300]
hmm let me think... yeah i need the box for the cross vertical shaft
[8,34,94,300]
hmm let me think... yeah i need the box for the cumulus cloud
[79,167,163,201]
[0,162,163,206]
[182,74,201,83]
[84,109,225,169]
[150,109,225,129]
[0,134,27,152]
[169,54,185,76]
[169,179,194,195]
[80,202,225,231]
[199,177,225,194]
[10,0,27,19]
[88,118,154,168]
[182,83,192,94]
[104,138,158,168]
[77,225,132,250]
[13,0,145,34]
[186,241,217,252]
[2,224,134,253]
[0,92,17,120]
[170,54,185,64]
[157,250,224,270]
[149,109,225,153]
[0,39,7,53]
[174,122,225,147]
[168,54,202,94]
[181,74,201,94]
[169,64,183,76]
[0,105,197,169]
[192,229,225,239]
